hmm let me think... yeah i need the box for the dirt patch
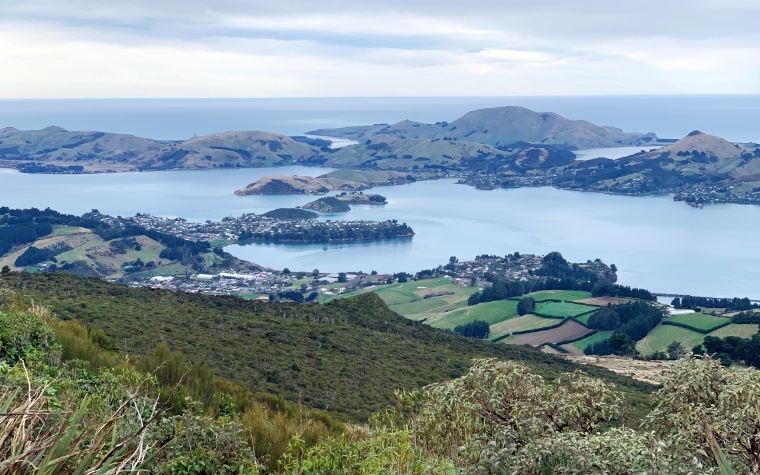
[562,355,676,384]
[575,297,631,306]
[511,320,592,346]
[559,344,585,356]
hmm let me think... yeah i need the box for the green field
[388,297,451,315]
[428,299,519,329]
[513,290,592,302]
[324,278,480,324]
[488,314,561,340]
[636,324,706,354]
[709,324,759,339]
[236,293,267,300]
[535,301,596,318]
[49,225,87,237]
[573,332,612,351]
[665,313,730,332]
[573,311,598,326]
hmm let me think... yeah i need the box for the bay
[1,166,759,299]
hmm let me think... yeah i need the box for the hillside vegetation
[3,273,760,473]
[1,271,653,423]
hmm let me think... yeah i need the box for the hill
[131,131,320,170]
[234,174,368,195]
[321,135,508,171]
[0,207,254,279]
[1,271,654,421]
[0,126,166,172]
[261,208,319,219]
[301,196,352,212]
[536,131,760,203]
[308,106,657,150]
[1,126,321,172]
[334,192,388,204]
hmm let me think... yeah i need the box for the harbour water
[1,165,759,299]
[1,95,759,298]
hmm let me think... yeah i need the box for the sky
[1,1,758,98]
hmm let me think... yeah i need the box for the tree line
[672,295,758,311]
[584,301,666,356]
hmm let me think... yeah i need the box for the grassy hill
[0,126,321,172]
[1,272,654,421]
[321,135,507,171]
[234,174,368,196]
[0,209,252,280]
[308,106,657,150]
[553,131,760,197]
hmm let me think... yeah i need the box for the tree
[453,320,489,339]
[338,273,347,283]
[1,265,9,275]
[671,297,681,308]
[516,297,535,316]
[610,264,617,272]
[666,341,686,360]
[283,268,291,274]
[312,269,320,277]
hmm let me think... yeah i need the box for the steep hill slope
[2,272,654,421]
[309,106,657,149]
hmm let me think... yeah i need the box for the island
[300,197,352,213]
[335,192,387,205]
[262,208,319,219]
[5,108,760,207]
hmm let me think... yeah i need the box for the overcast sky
[1,1,758,98]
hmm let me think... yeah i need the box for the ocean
[1,96,758,142]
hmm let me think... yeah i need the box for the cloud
[0,1,758,97]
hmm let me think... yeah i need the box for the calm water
[1,166,759,299]
[1,96,759,298]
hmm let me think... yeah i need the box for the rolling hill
[308,106,658,150]
[0,126,320,172]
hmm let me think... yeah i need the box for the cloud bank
[1,0,758,98]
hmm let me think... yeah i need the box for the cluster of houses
[129,270,293,298]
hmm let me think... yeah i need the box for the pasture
[488,314,562,340]
[664,313,730,332]
[510,320,593,346]
[514,290,592,302]
[536,301,596,318]
[636,324,705,354]
[708,324,759,339]
[573,331,612,351]
[428,299,519,329]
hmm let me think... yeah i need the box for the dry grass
[575,297,632,306]
[0,364,164,475]
[561,355,677,384]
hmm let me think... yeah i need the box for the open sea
[1,96,759,298]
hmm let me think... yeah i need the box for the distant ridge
[308,106,658,150]
[0,127,320,172]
